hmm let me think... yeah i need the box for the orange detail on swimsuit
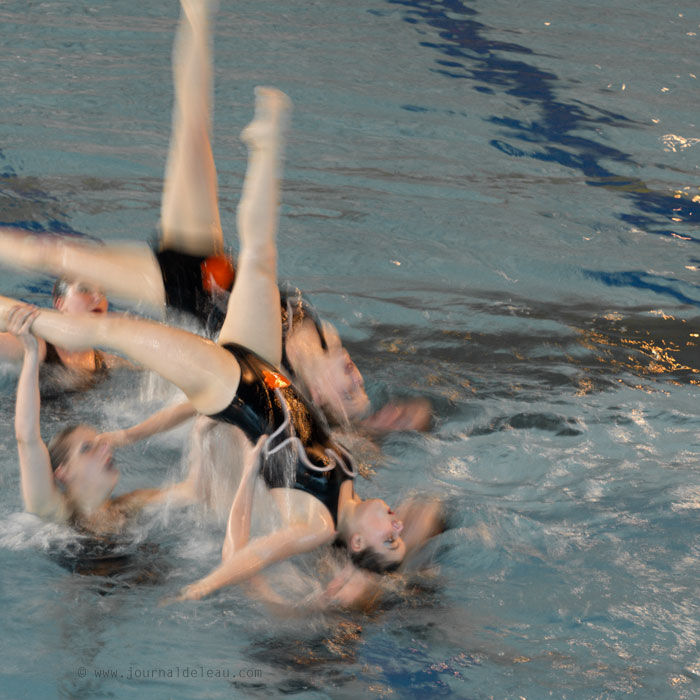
[263,369,291,389]
[201,254,236,294]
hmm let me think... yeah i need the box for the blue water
[2,0,700,698]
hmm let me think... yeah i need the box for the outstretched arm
[109,480,199,516]
[177,522,334,601]
[11,306,65,519]
[96,400,197,449]
[360,397,433,434]
[177,470,336,602]
[221,436,266,560]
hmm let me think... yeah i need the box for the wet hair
[333,530,401,575]
[349,546,401,575]
[47,424,82,473]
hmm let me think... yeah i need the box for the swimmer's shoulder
[29,493,72,527]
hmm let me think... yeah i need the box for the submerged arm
[360,397,433,434]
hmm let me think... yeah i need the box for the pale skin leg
[217,87,291,367]
[0,233,166,311]
[160,0,223,256]
[0,0,222,309]
[0,87,291,411]
[0,301,240,416]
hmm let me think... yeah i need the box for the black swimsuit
[155,247,329,358]
[39,342,108,396]
[210,343,354,525]
[48,536,167,588]
[154,248,214,324]
[44,342,107,371]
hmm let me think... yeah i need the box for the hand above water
[7,304,41,353]
[360,397,432,433]
[94,430,130,450]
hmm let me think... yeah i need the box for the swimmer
[0,87,417,596]
[0,0,225,317]
[0,0,430,432]
[179,435,446,609]
[9,304,199,535]
[282,310,431,430]
[0,278,129,392]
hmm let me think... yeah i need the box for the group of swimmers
[0,0,441,609]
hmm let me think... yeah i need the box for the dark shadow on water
[231,566,484,698]
[385,0,700,299]
[341,289,700,428]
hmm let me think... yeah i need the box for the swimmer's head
[49,424,118,507]
[288,321,371,425]
[316,344,370,424]
[338,498,406,574]
[53,278,108,315]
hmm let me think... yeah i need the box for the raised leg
[217,87,291,367]
[0,230,166,311]
[0,296,238,415]
[160,0,223,256]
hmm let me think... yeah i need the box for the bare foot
[240,87,292,150]
[180,0,212,37]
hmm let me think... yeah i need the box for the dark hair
[47,425,81,472]
[349,546,401,575]
[52,277,71,305]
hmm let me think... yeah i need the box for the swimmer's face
[56,425,118,502]
[55,281,108,315]
[351,498,406,567]
[318,349,370,423]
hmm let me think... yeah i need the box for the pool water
[2,0,700,698]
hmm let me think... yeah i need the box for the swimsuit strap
[263,387,357,479]
[93,350,107,371]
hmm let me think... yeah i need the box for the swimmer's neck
[54,346,99,371]
[70,497,124,536]
[335,480,362,534]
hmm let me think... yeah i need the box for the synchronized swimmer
[0,0,443,610]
